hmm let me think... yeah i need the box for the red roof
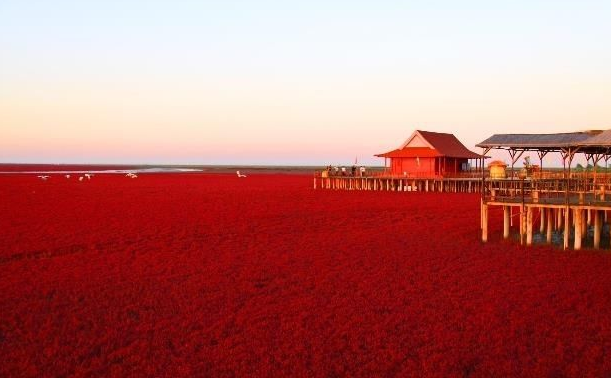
[375,147,441,158]
[416,130,481,159]
[375,130,482,159]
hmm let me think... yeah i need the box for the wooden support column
[540,208,545,233]
[503,206,510,239]
[526,206,533,245]
[594,210,602,249]
[482,202,488,242]
[564,207,570,250]
[546,208,553,243]
[574,208,582,251]
[520,205,527,245]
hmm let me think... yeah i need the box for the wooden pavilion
[374,130,481,178]
[477,129,611,250]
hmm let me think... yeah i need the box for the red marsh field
[1,173,611,377]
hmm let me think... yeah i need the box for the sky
[1,0,610,166]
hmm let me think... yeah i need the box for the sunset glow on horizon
[1,1,610,166]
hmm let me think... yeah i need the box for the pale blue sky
[1,1,610,165]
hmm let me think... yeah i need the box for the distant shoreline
[0,163,385,175]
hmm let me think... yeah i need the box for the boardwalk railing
[481,175,611,251]
[313,172,483,193]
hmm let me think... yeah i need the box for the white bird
[236,170,247,178]
[65,174,71,179]
[79,176,84,181]
[37,175,49,180]
[126,173,138,178]
[84,174,91,180]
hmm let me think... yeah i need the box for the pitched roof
[413,130,482,159]
[375,130,482,159]
[375,147,441,158]
[476,131,600,150]
[579,129,611,146]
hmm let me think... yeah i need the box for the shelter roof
[376,130,482,159]
[413,131,482,159]
[578,129,611,146]
[476,131,600,151]
[375,147,441,158]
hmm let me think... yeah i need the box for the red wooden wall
[389,157,469,177]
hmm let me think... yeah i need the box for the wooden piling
[574,208,582,251]
[526,207,533,245]
[482,202,488,242]
[503,206,510,239]
[564,207,570,250]
[594,210,602,249]
[546,208,553,243]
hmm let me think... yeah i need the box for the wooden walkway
[481,178,611,250]
[313,176,482,193]
[313,172,611,250]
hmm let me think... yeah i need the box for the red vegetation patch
[1,173,610,377]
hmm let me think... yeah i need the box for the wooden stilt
[520,205,526,245]
[546,208,553,243]
[503,206,510,239]
[526,206,533,245]
[540,207,545,233]
[482,202,488,242]
[564,207,570,250]
[594,210,602,249]
[574,208,582,250]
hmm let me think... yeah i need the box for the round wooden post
[520,205,526,245]
[594,210,602,249]
[482,202,488,242]
[546,208,553,243]
[526,206,533,245]
[503,206,510,239]
[574,208,582,250]
[563,207,570,250]
[540,207,545,233]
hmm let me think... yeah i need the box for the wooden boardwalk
[313,176,482,193]
[481,178,611,250]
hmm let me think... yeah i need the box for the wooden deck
[481,178,611,250]
[313,176,483,193]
